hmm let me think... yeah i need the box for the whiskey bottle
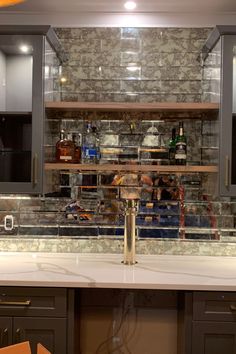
[56,130,75,163]
[175,122,187,165]
[168,128,176,165]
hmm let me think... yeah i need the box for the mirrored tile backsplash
[2,26,234,255]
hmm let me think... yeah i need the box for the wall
[1,27,236,255]
[79,289,177,354]
[6,55,32,111]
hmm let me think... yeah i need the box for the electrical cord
[121,306,138,354]
[95,290,138,354]
[95,291,127,354]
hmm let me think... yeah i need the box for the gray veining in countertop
[0,252,235,290]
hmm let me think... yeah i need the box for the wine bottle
[168,128,176,165]
[175,122,187,165]
[72,133,81,163]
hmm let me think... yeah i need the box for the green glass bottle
[175,122,187,165]
[168,128,176,165]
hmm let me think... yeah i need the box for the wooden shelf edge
[45,101,219,112]
[45,163,218,173]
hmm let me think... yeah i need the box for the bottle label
[82,146,99,160]
[60,155,72,160]
[175,143,187,160]
[85,147,97,157]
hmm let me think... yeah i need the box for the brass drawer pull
[0,300,31,306]
[33,153,38,186]
[1,328,8,346]
[230,304,236,311]
[15,328,22,343]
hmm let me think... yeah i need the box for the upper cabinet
[0,25,62,194]
[202,26,236,196]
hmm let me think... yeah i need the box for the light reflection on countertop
[0,252,236,290]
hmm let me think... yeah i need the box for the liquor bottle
[168,128,176,165]
[72,133,81,163]
[82,122,100,163]
[56,130,75,163]
[175,122,187,165]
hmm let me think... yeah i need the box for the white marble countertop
[0,252,236,291]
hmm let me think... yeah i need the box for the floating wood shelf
[45,101,219,113]
[45,163,218,173]
[0,111,32,116]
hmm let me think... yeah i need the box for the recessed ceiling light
[124,1,137,10]
[19,45,29,53]
[60,77,67,83]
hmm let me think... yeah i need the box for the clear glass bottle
[56,130,75,163]
[82,122,100,164]
[175,122,187,165]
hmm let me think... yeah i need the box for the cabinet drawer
[0,287,67,317]
[193,291,236,321]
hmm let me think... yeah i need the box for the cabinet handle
[0,300,31,306]
[33,153,38,186]
[15,328,22,343]
[230,304,236,311]
[1,328,8,346]
[225,155,230,188]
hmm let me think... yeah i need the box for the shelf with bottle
[48,119,217,173]
[45,107,220,241]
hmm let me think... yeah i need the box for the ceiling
[0,0,236,27]
[1,0,236,13]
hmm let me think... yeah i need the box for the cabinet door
[0,317,12,348]
[0,34,44,194]
[13,317,67,354]
[192,321,236,354]
[220,34,236,196]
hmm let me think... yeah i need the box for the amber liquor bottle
[56,130,75,163]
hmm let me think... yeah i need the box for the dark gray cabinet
[192,322,236,354]
[219,33,236,196]
[0,26,62,194]
[0,287,76,354]
[202,26,236,196]
[0,317,67,354]
[192,291,236,354]
[179,291,236,354]
[0,317,12,347]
